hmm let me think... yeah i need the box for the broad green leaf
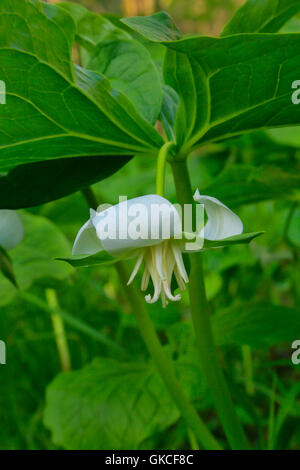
[102,13,166,73]
[160,85,178,141]
[61,3,162,125]
[58,2,117,54]
[87,34,162,125]
[0,155,132,209]
[44,358,180,450]
[222,0,300,35]
[281,16,300,32]
[163,49,208,148]
[121,12,180,42]
[162,34,300,151]
[0,211,73,307]
[212,303,300,348]
[202,232,264,250]
[202,164,300,208]
[0,0,163,172]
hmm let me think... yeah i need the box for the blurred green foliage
[0,0,299,451]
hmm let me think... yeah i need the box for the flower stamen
[127,239,189,307]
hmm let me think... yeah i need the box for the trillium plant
[1,0,300,452]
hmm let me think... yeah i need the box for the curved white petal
[194,189,243,241]
[0,210,24,251]
[72,219,103,255]
[91,194,182,257]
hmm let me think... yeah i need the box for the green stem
[156,142,176,196]
[81,186,100,211]
[171,159,250,450]
[242,345,255,395]
[115,261,222,450]
[82,186,221,450]
[45,289,71,372]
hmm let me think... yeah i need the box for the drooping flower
[72,191,243,306]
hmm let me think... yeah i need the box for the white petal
[0,210,24,251]
[194,190,243,241]
[72,219,103,255]
[127,249,144,285]
[90,208,97,219]
[92,194,182,257]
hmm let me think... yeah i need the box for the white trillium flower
[0,210,24,251]
[72,191,243,307]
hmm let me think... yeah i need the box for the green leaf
[160,85,178,141]
[203,232,264,249]
[0,0,163,172]
[59,2,117,54]
[87,34,162,125]
[0,211,73,307]
[44,358,180,450]
[162,34,300,150]
[163,49,208,148]
[58,251,121,268]
[267,127,300,148]
[287,207,300,247]
[212,303,300,348]
[0,246,18,288]
[222,0,300,35]
[0,155,131,209]
[201,164,300,208]
[61,3,162,125]
[121,12,180,42]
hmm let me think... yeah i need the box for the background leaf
[213,303,300,348]
[0,211,73,307]
[121,12,180,42]
[44,358,180,450]
[62,3,162,125]
[201,164,300,208]
[222,0,300,35]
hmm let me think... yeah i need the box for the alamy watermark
[292,80,300,105]
[0,80,6,105]
[0,340,6,365]
[291,340,300,365]
[92,196,205,248]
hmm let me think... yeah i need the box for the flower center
[127,240,189,307]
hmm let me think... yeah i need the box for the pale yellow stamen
[127,239,189,307]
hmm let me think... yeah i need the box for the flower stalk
[156,142,176,197]
[171,159,250,450]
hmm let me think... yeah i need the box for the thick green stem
[115,262,221,450]
[171,159,250,450]
[82,186,221,450]
[156,142,176,196]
